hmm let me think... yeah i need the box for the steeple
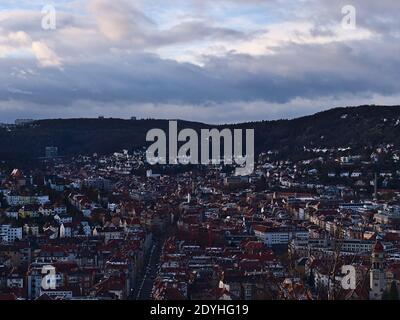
[369,240,386,300]
[59,223,65,238]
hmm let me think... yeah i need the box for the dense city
[1,132,400,301]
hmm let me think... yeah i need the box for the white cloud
[88,0,153,41]
[31,41,62,67]
[0,28,61,68]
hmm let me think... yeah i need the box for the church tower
[369,241,386,300]
[59,223,65,238]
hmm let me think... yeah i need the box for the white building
[54,205,67,215]
[0,224,23,243]
[253,226,309,246]
[5,208,19,219]
[5,194,49,206]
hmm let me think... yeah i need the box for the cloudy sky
[0,0,399,123]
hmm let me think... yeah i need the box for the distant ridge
[1,105,400,162]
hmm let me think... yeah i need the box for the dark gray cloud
[1,36,399,106]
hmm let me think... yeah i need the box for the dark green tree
[307,269,315,289]
[388,281,399,300]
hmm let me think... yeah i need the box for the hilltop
[1,105,400,162]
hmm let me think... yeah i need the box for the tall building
[45,146,58,158]
[15,119,34,125]
[369,241,386,300]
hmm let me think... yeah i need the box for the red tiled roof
[373,241,384,253]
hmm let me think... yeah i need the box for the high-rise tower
[369,241,386,300]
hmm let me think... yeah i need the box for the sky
[0,0,399,123]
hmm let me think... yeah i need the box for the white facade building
[254,226,309,246]
[0,224,23,243]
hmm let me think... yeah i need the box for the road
[131,238,162,300]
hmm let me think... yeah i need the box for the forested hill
[1,105,400,161]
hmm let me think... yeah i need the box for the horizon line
[2,104,400,126]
